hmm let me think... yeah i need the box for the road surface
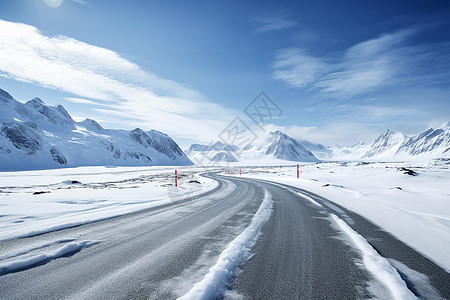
[0,173,449,299]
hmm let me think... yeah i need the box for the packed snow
[0,166,218,241]
[225,159,450,272]
[0,240,99,276]
[178,189,273,300]
[0,238,76,260]
[297,192,323,207]
[331,214,417,300]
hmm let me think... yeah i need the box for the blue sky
[0,0,449,147]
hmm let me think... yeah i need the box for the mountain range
[186,125,450,163]
[1,87,448,170]
[362,124,450,160]
[186,130,319,164]
[0,88,192,171]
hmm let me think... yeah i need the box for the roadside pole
[175,170,178,187]
[297,164,299,179]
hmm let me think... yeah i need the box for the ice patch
[0,240,98,275]
[178,189,273,300]
[331,214,417,300]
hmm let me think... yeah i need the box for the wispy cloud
[273,48,327,87]
[65,97,102,105]
[254,14,297,33]
[273,29,450,97]
[0,19,236,143]
[263,122,381,145]
[71,0,90,6]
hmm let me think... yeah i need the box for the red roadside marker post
[175,170,178,187]
[297,164,299,179]
[240,169,242,176]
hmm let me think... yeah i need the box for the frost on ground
[227,159,450,272]
[178,189,273,300]
[0,166,218,241]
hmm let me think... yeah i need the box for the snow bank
[0,238,76,260]
[178,189,273,300]
[0,240,98,275]
[331,214,417,300]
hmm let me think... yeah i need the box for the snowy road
[0,173,449,299]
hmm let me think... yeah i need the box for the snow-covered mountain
[363,124,450,160]
[186,123,449,164]
[241,130,318,162]
[327,142,369,160]
[362,129,408,159]
[397,124,449,157]
[0,88,192,170]
[185,141,239,164]
[297,139,333,159]
[186,130,318,164]
[185,141,239,155]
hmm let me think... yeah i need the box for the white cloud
[264,123,380,146]
[273,29,450,97]
[273,48,328,87]
[254,15,297,33]
[71,0,89,6]
[0,19,237,143]
[65,97,102,105]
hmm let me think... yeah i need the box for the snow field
[0,166,219,241]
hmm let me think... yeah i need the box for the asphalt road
[0,173,449,299]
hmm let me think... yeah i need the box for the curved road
[0,173,449,299]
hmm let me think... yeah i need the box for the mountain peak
[25,97,46,107]
[212,141,225,150]
[30,97,44,104]
[0,88,14,103]
[148,129,168,137]
[261,130,318,162]
[79,118,103,131]
[381,129,394,136]
[270,130,285,137]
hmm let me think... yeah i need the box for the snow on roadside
[228,161,450,272]
[297,192,323,208]
[0,238,76,260]
[0,166,218,241]
[331,214,417,300]
[0,240,99,275]
[178,189,273,300]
